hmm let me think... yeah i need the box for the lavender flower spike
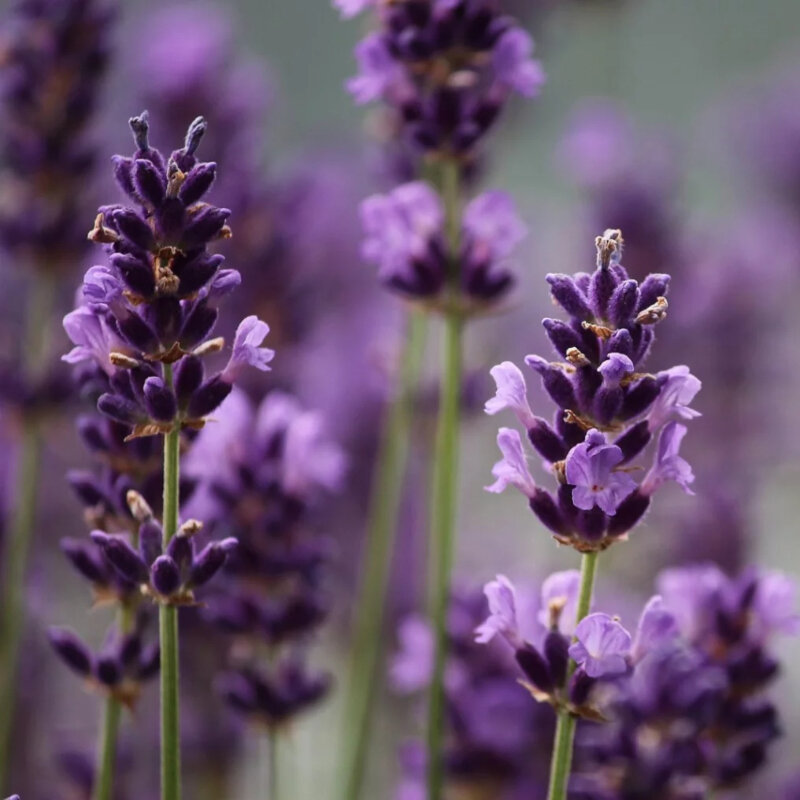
[568,613,631,678]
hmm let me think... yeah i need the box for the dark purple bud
[166,534,193,577]
[139,520,163,567]
[588,265,618,319]
[620,376,660,420]
[546,274,593,320]
[637,273,670,310]
[615,420,651,463]
[151,555,182,596]
[575,507,607,542]
[111,252,156,297]
[544,631,570,687]
[187,375,232,419]
[91,531,148,584]
[48,628,92,676]
[66,470,106,506]
[179,162,217,206]
[607,280,639,328]
[76,417,108,453]
[574,366,602,415]
[151,296,182,343]
[143,377,176,423]
[593,386,623,426]
[113,156,135,197]
[515,644,554,693]
[117,312,158,352]
[607,490,650,537]
[606,328,634,359]
[97,393,142,426]
[189,538,237,588]
[175,254,223,297]
[138,642,161,680]
[528,419,567,462]
[217,671,258,713]
[569,668,596,706]
[542,318,583,358]
[526,356,577,410]
[179,301,218,350]
[174,355,204,405]
[111,209,155,250]
[529,489,565,537]
[181,207,230,249]
[118,634,142,668]
[133,159,166,207]
[61,539,107,584]
[95,654,121,686]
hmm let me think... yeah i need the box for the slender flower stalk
[339,308,426,800]
[546,551,597,800]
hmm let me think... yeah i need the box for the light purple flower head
[537,570,581,635]
[347,33,406,105]
[565,429,637,515]
[62,307,125,374]
[648,366,701,431]
[360,181,443,281]
[463,191,527,263]
[484,361,535,429]
[390,615,434,693]
[333,0,374,18]
[475,574,523,649]
[598,353,635,386]
[492,29,545,98]
[752,572,800,639]
[485,427,537,498]
[641,422,694,496]
[631,596,679,663]
[221,315,275,383]
[569,613,632,678]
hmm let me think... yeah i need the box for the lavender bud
[546,274,593,320]
[151,555,182,596]
[179,162,217,206]
[607,279,640,328]
[527,419,567,462]
[187,375,232,419]
[139,520,163,567]
[133,158,166,208]
[515,643,554,693]
[138,642,161,680]
[544,630,570,687]
[90,531,148,584]
[95,654,121,686]
[60,539,107,585]
[143,377,177,422]
[189,538,238,588]
[97,393,142,426]
[48,629,92,676]
[569,668,596,706]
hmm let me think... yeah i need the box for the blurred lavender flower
[184,388,345,728]
[392,586,553,798]
[484,228,700,552]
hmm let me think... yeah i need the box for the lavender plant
[483,228,701,798]
[180,388,345,794]
[476,565,798,799]
[336,3,543,796]
[0,0,115,786]
[60,111,274,800]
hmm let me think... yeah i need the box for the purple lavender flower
[484,228,701,551]
[360,181,526,307]
[537,570,581,635]
[568,613,631,678]
[474,575,523,648]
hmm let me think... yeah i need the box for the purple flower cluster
[339,0,543,174]
[572,565,799,798]
[0,0,114,271]
[477,565,798,797]
[360,181,526,306]
[485,228,701,551]
[391,586,553,798]
[62,112,274,438]
[184,389,345,727]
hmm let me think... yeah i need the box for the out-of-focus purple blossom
[568,613,631,678]
[630,595,679,663]
[484,228,701,551]
[475,575,522,648]
[360,181,526,308]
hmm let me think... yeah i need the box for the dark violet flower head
[338,0,543,178]
[360,181,526,309]
[572,564,799,799]
[0,0,115,272]
[484,228,701,551]
[62,112,274,438]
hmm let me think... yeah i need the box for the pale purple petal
[492,29,545,98]
[569,613,632,678]
[753,572,800,638]
[463,191,527,262]
[598,353,634,385]
[222,315,275,383]
[484,361,535,428]
[475,574,522,648]
[390,615,434,693]
[282,410,347,496]
[641,422,694,496]
[648,366,702,431]
[347,33,404,104]
[657,564,726,641]
[631,596,679,663]
[538,570,581,636]
[485,428,536,497]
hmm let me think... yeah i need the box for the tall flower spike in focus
[336,3,543,800]
[60,112,274,800]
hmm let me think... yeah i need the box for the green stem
[425,157,463,800]
[160,364,182,800]
[339,309,427,800]
[266,729,278,800]
[546,551,599,800]
[0,275,55,791]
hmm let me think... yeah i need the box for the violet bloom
[484,228,702,551]
[569,613,631,678]
[475,575,523,648]
[630,596,679,663]
[537,570,581,635]
[360,181,526,307]
[565,429,637,515]
[492,28,546,98]
[485,428,537,498]
[347,34,407,105]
